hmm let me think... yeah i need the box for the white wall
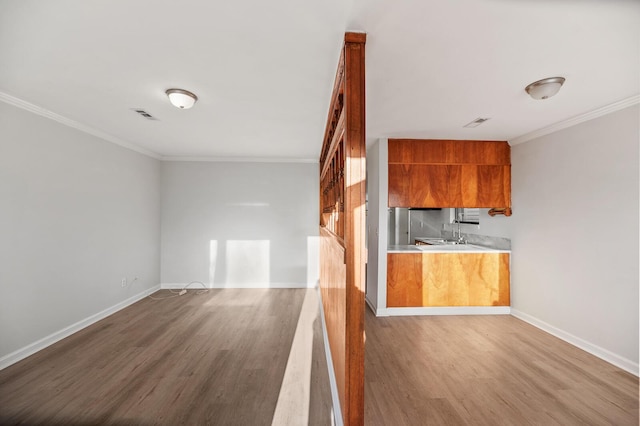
[160,161,319,288]
[366,141,380,310]
[365,139,388,313]
[510,104,639,373]
[0,101,161,361]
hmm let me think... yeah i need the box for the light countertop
[387,244,510,254]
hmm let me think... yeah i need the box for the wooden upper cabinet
[388,139,511,208]
[388,139,510,165]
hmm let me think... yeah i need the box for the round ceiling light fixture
[166,88,198,109]
[525,77,565,100]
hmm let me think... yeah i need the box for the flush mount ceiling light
[166,88,198,109]
[525,77,566,100]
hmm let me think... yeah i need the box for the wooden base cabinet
[387,252,510,307]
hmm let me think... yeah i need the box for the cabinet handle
[488,207,512,217]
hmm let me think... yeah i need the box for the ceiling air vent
[131,108,158,120]
[463,117,490,128]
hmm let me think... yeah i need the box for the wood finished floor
[365,309,639,426]
[2,291,638,426]
[0,289,332,426]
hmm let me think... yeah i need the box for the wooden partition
[319,32,366,426]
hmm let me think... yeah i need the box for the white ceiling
[1,0,638,160]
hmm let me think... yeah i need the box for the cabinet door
[389,164,511,208]
[422,253,510,306]
[387,253,423,307]
[476,165,511,207]
[386,253,510,307]
[442,165,513,208]
[388,139,511,209]
[409,165,463,207]
[388,164,411,207]
[389,164,463,207]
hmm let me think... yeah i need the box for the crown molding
[509,94,640,145]
[0,91,318,163]
[162,156,318,163]
[0,91,162,160]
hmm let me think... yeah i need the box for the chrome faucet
[455,209,466,244]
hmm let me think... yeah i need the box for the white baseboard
[381,306,511,316]
[0,284,161,371]
[510,309,639,377]
[365,295,377,314]
[365,296,391,317]
[315,286,343,426]
[161,282,316,289]
[161,282,211,289]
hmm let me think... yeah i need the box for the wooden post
[343,32,366,426]
[318,32,366,426]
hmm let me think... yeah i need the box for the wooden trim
[318,31,366,426]
[320,109,345,180]
[388,139,511,165]
[319,227,347,413]
[321,224,346,249]
[387,162,510,166]
[320,54,345,168]
[343,33,366,426]
[344,32,367,43]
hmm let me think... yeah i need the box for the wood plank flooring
[364,309,639,425]
[0,289,332,426]
[3,290,637,425]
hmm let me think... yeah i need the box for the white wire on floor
[148,281,209,300]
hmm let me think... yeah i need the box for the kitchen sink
[416,238,465,245]
[416,244,486,251]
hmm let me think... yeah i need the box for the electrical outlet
[121,278,127,287]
